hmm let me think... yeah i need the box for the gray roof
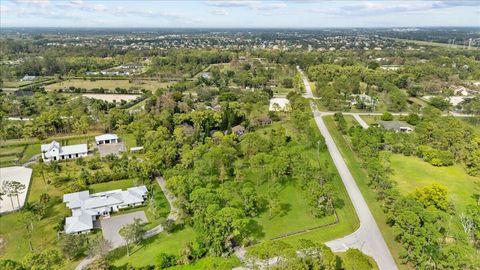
[63,186,148,233]
[41,141,60,152]
[41,141,87,156]
[65,212,93,234]
[60,144,88,155]
[379,121,411,131]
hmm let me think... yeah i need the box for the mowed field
[390,154,479,212]
[82,94,141,102]
[45,79,171,92]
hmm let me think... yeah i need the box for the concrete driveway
[98,142,126,158]
[100,211,147,248]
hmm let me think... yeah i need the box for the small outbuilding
[95,134,119,145]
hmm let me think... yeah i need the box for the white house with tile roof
[63,186,148,234]
[41,141,88,162]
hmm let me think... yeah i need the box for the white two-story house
[41,141,88,162]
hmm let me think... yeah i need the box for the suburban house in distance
[95,133,120,145]
[379,121,413,133]
[41,141,88,162]
[63,186,148,234]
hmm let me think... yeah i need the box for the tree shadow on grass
[334,197,345,210]
[246,219,265,239]
[279,203,291,217]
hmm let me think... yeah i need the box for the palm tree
[2,181,15,210]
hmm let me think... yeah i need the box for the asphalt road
[312,109,397,269]
[296,65,398,270]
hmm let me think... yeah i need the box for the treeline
[334,112,480,269]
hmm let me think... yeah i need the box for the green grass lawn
[252,180,338,240]
[88,179,136,193]
[19,143,41,164]
[246,119,358,243]
[0,155,168,263]
[324,116,408,270]
[390,154,479,213]
[110,226,197,267]
[119,133,137,149]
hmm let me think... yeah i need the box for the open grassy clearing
[110,226,197,267]
[323,115,408,269]
[45,79,171,92]
[246,119,359,243]
[82,93,142,103]
[391,154,479,213]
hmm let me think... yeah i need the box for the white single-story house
[41,141,88,162]
[269,97,290,111]
[95,134,119,145]
[63,186,148,234]
[0,166,33,214]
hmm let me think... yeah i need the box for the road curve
[296,66,397,269]
[313,109,397,270]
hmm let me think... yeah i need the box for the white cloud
[209,9,229,16]
[0,5,11,12]
[205,0,287,11]
[93,4,107,12]
[311,1,480,16]
[251,3,287,11]
[13,0,50,7]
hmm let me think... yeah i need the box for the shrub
[156,253,177,269]
[381,112,393,121]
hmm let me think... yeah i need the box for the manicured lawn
[119,133,137,149]
[390,154,479,212]
[110,226,197,267]
[324,116,408,270]
[19,143,41,164]
[89,179,136,193]
[252,180,338,240]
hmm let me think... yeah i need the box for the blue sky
[1,0,479,28]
